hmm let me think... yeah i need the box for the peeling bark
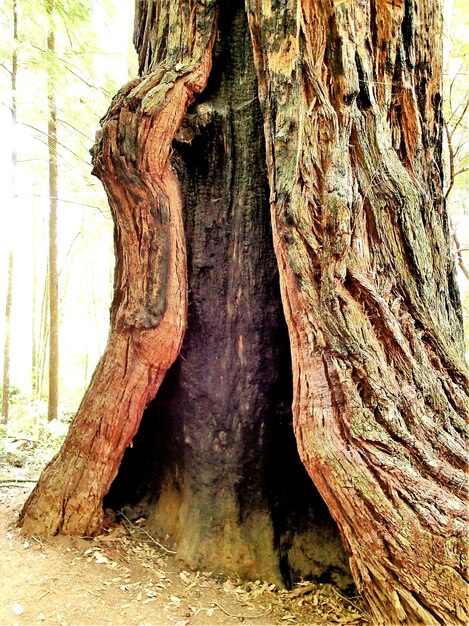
[19,2,217,536]
[245,0,468,623]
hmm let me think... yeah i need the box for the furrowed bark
[105,1,351,587]
[246,0,468,623]
[19,2,217,536]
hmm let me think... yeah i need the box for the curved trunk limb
[19,17,217,537]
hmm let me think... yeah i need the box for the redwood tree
[46,0,59,422]
[2,0,18,424]
[20,1,468,624]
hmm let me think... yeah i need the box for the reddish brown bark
[20,0,468,622]
[19,3,217,536]
[246,0,468,623]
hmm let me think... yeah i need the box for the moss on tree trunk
[245,0,468,622]
[20,0,468,622]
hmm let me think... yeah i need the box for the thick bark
[47,3,59,422]
[20,3,217,535]
[105,2,350,587]
[245,0,468,623]
[20,0,467,622]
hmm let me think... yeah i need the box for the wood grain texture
[245,0,468,622]
[19,1,217,537]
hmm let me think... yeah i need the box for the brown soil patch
[0,453,369,626]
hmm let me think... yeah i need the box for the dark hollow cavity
[105,1,351,589]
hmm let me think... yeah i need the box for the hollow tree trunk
[105,1,350,588]
[20,0,468,622]
[245,0,468,623]
[20,3,217,535]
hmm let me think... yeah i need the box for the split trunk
[20,1,468,624]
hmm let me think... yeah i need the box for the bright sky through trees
[0,0,136,416]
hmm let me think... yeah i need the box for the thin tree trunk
[20,3,217,536]
[31,197,38,397]
[246,0,468,623]
[2,252,14,423]
[2,0,18,424]
[37,270,49,402]
[47,0,59,422]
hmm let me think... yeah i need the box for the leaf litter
[1,487,370,625]
[88,515,370,625]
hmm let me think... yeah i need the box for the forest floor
[0,438,370,626]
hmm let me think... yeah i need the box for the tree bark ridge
[19,2,217,536]
[245,0,468,623]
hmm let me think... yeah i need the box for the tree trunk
[105,2,350,588]
[20,0,468,622]
[2,252,14,423]
[31,199,38,397]
[245,0,468,623]
[37,268,49,401]
[47,0,59,422]
[2,0,18,424]
[20,2,217,536]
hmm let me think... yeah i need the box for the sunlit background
[0,0,136,429]
[0,0,467,436]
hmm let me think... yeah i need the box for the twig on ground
[37,589,52,601]
[3,435,39,443]
[0,479,38,485]
[332,588,364,614]
[288,582,317,598]
[118,510,176,554]
[30,535,51,546]
[332,589,372,622]
[211,601,273,620]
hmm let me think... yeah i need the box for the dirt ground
[0,446,369,626]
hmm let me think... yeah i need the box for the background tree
[1,0,18,424]
[443,0,469,311]
[16,1,469,625]
[2,251,14,422]
[0,0,128,423]
[46,0,59,421]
